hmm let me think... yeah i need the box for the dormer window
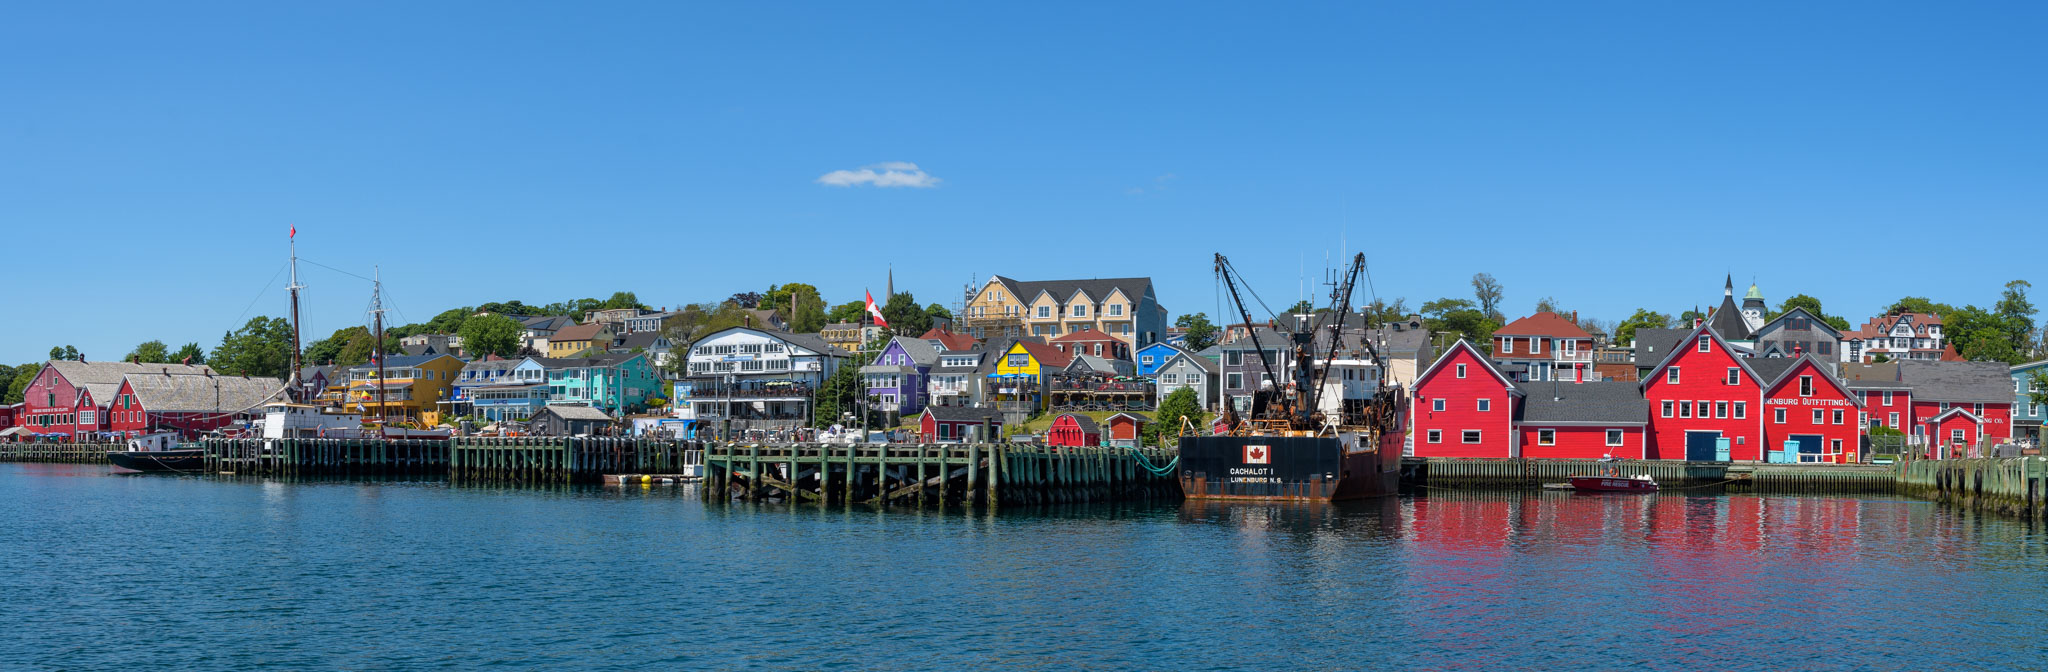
[1071,304,1088,318]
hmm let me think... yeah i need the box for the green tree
[1946,305,2022,364]
[1147,387,1208,448]
[1534,297,1561,315]
[1176,313,1219,351]
[924,303,953,321]
[827,300,868,325]
[1614,309,1672,346]
[459,314,523,358]
[1285,300,1316,314]
[303,326,363,365]
[1997,280,2036,355]
[208,317,294,377]
[171,342,206,365]
[2029,371,2048,410]
[5,366,35,404]
[881,292,930,335]
[1767,294,1850,330]
[1678,308,1706,327]
[1422,297,1495,349]
[1886,296,1955,317]
[48,346,81,361]
[762,284,827,333]
[602,291,646,310]
[335,328,401,368]
[1360,297,1410,326]
[127,340,170,363]
[424,306,473,335]
[1471,273,1505,322]
[475,300,534,316]
[813,360,863,429]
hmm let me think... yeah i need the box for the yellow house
[960,275,1163,345]
[547,323,614,358]
[343,354,466,426]
[992,342,1073,412]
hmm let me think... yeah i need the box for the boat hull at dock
[1176,434,1400,501]
[106,449,205,473]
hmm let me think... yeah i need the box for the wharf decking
[0,443,116,463]
[1897,457,2048,518]
[700,442,1180,507]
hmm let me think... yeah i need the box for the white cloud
[817,162,941,188]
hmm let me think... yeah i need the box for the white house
[681,327,850,430]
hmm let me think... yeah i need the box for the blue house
[2014,360,2048,445]
[862,336,940,420]
[1135,342,1193,378]
[455,357,550,421]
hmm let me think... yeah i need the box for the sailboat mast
[371,266,387,426]
[288,229,304,398]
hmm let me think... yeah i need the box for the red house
[1048,330,1132,361]
[1927,408,1988,458]
[109,372,286,439]
[1755,356,1864,464]
[1640,325,1766,461]
[1412,340,1523,458]
[16,361,218,438]
[918,327,978,353]
[1491,312,1595,382]
[1896,361,2013,453]
[1045,413,1102,447]
[1105,412,1146,447]
[1515,381,1648,459]
[0,403,17,430]
[917,405,1005,443]
[1846,379,1913,434]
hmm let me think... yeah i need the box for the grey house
[529,404,614,436]
[1751,307,1842,367]
[1154,351,1219,412]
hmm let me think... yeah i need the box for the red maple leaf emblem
[1249,447,1265,461]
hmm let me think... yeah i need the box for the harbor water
[3,463,2045,670]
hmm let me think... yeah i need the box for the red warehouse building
[1927,408,1989,458]
[1896,361,2013,455]
[918,405,1005,443]
[108,372,285,440]
[1413,340,1523,458]
[1515,381,1649,460]
[1845,378,1913,433]
[19,361,216,438]
[1753,356,1865,464]
[1640,325,1766,461]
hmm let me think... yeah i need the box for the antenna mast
[371,266,388,427]
[287,228,304,399]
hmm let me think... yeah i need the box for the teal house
[2014,360,2047,445]
[542,353,659,415]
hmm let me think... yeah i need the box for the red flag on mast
[290,226,297,239]
[865,291,889,327]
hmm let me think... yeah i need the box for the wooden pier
[200,438,450,479]
[0,443,116,464]
[1897,457,2047,518]
[451,437,699,485]
[700,443,1180,507]
[1406,457,1895,493]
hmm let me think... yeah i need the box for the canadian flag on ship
[1244,445,1270,464]
[865,290,889,327]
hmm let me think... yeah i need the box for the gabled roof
[1632,328,1688,363]
[1848,312,1945,339]
[1056,413,1101,434]
[124,373,286,413]
[878,336,941,367]
[1897,361,2014,403]
[520,316,576,331]
[1707,302,1751,341]
[551,323,609,342]
[613,332,669,351]
[1495,312,1593,339]
[922,405,1005,423]
[1756,355,1864,408]
[460,357,534,374]
[1221,328,1289,350]
[917,328,977,352]
[1755,306,1841,338]
[46,361,217,408]
[991,276,1155,310]
[538,403,612,421]
[1928,406,1984,425]
[1013,341,1074,369]
[1049,329,1123,343]
[1512,380,1647,425]
[1067,354,1129,375]
[692,326,852,358]
[1157,350,1219,374]
[1415,339,1523,393]
[1638,323,1767,393]
[347,354,459,372]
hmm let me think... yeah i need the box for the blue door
[1794,435,1823,462]
[1685,431,1721,462]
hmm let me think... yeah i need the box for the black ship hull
[1177,434,1400,501]
[107,449,204,473]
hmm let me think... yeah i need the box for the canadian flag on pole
[865,290,889,327]
[290,226,296,239]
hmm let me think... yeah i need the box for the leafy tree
[1870,353,1891,363]
[1422,297,1495,349]
[1176,313,1219,351]
[48,346,81,361]
[602,291,646,310]
[335,328,402,368]
[726,292,763,309]
[1471,273,1505,322]
[881,292,930,335]
[475,300,534,316]
[1886,296,1955,317]
[1360,297,1410,326]
[1997,280,2036,355]
[761,284,827,333]
[1285,300,1316,314]
[813,360,863,429]
[1147,387,1207,448]
[1534,297,1561,315]
[424,307,473,335]
[827,300,868,325]
[2029,371,2048,410]
[208,317,295,378]
[1766,294,1851,330]
[760,283,818,312]
[171,342,206,365]
[127,340,170,364]
[5,366,35,404]
[1420,298,1476,319]
[1947,305,2022,364]
[458,314,523,359]
[1614,309,1673,346]
[924,303,953,321]
[1678,309,1706,327]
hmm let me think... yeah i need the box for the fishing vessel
[106,431,203,473]
[1176,253,1409,501]
[1568,459,1659,492]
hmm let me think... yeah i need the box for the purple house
[862,336,941,420]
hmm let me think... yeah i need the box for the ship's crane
[1213,252,1379,432]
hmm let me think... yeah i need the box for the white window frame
[1800,376,1814,397]
[1456,363,1467,379]
[1832,409,1845,425]
[1501,339,1513,354]
[1432,398,1446,412]
[1226,372,1243,390]
[1477,399,1491,412]
[1698,335,1711,353]
[1715,402,1728,419]
[1037,306,1051,319]
[1071,304,1088,318]
[1108,304,1123,317]
[1661,401,1674,418]
[1775,408,1786,424]
[1427,429,1442,444]
[1537,429,1555,446]
[1889,412,1900,427]
[1813,409,1825,424]
[1679,401,1691,418]
[1667,368,1680,384]
[1461,430,1482,444]
[1606,429,1625,446]
[1950,428,1966,444]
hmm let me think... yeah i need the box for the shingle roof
[1513,380,1648,424]
[614,332,667,351]
[552,323,608,342]
[347,354,456,372]
[918,328,978,352]
[540,403,612,420]
[994,276,1154,310]
[1058,413,1101,434]
[1496,312,1593,339]
[125,374,286,413]
[460,358,528,374]
[1632,328,1688,363]
[1755,307,1842,338]
[1897,361,2014,403]
[923,405,1004,423]
[520,316,576,331]
[1745,358,1801,387]
[1159,351,1219,374]
[884,336,942,367]
[49,361,216,406]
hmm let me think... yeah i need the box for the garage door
[1793,435,1823,461]
[1685,431,1721,462]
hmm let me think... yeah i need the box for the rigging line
[298,257,377,283]
[234,262,291,323]
[1223,257,1283,331]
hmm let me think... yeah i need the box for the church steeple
[1724,274,1734,297]
[887,265,895,300]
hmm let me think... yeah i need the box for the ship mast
[371,266,387,427]
[288,228,304,399]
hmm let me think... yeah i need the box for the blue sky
[3,2,2042,363]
